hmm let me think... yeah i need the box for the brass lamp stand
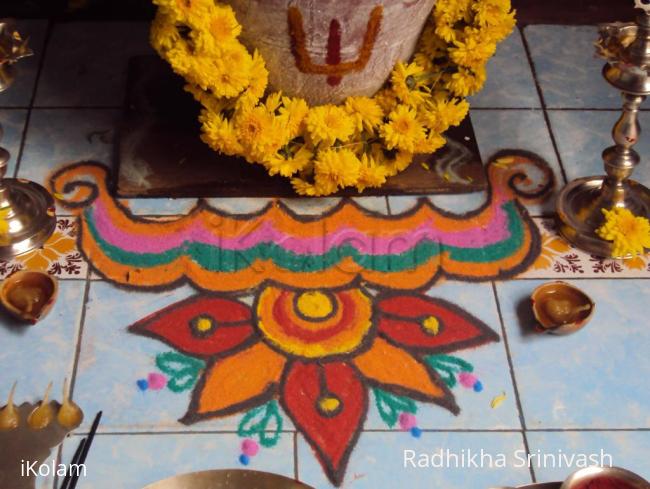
[557,1,650,258]
[0,20,55,258]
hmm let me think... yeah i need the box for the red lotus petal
[128,295,256,357]
[376,294,499,354]
[281,361,367,487]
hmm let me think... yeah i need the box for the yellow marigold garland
[150,0,515,196]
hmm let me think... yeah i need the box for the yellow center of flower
[317,395,341,415]
[421,316,440,335]
[196,317,213,332]
[619,214,641,235]
[257,285,373,359]
[296,291,334,320]
[394,117,414,134]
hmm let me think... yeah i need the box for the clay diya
[531,281,595,335]
[0,270,58,323]
[560,466,649,489]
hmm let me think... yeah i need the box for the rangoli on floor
[49,150,553,486]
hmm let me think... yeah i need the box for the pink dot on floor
[398,412,417,431]
[459,372,478,389]
[241,439,260,457]
[147,372,167,390]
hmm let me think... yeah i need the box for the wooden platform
[116,56,486,198]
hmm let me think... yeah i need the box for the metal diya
[556,0,650,258]
[143,469,315,489]
[0,19,56,258]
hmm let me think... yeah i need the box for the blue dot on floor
[136,379,148,391]
[239,454,250,466]
[473,381,483,393]
[410,427,422,438]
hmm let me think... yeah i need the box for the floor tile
[118,198,200,216]
[524,25,620,109]
[0,281,86,403]
[469,109,563,215]
[364,282,520,430]
[297,431,532,489]
[496,279,650,429]
[388,192,488,217]
[60,432,295,489]
[0,109,28,177]
[18,108,118,213]
[204,198,272,215]
[527,431,650,482]
[548,110,650,185]
[0,20,48,108]
[35,22,153,107]
[469,29,541,108]
[280,197,389,216]
[75,282,295,432]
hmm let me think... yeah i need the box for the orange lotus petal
[353,338,458,413]
[185,342,286,421]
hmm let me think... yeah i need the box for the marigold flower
[380,105,426,152]
[315,149,362,190]
[345,96,384,134]
[597,208,650,257]
[306,106,355,146]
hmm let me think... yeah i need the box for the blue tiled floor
[524,25,621,109]
[0,18,649,489]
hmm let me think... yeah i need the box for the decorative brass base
[556,176,650,259]
[0,178,56,259]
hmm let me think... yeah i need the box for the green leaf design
[428,363,457,388]
[373,388,417,428]
[237,401,283,448]
[424,354,474,389]
[156,352,205,392]
[425,354,474,373]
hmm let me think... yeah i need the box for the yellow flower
[384,151,414,175]
[315,148,362,191]
[473,0,514,27]
[445,66,486,97]
[356,153,388,192]
[191,50,251,98]
[209,5,241,43]
[291,178,319,196]
[186,83,232,114]
[380,105,425,152]
[237,50,269,106]
[306,106,355,146]
[234,105,276,153]
[418,25,448,60]
[266,146,313,177]
[277,97,309,138]
[391,62,429,106]
[449,33,497,68]
[414,132,446,153]
[345,96,384,134]
[374,89,399,114]
[200,110,243,155]
[597,208,650,257]
[420,97,469,132]
[150,11,181,52]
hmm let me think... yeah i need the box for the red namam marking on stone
[326,19,343,87]
[287,6,383,83]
